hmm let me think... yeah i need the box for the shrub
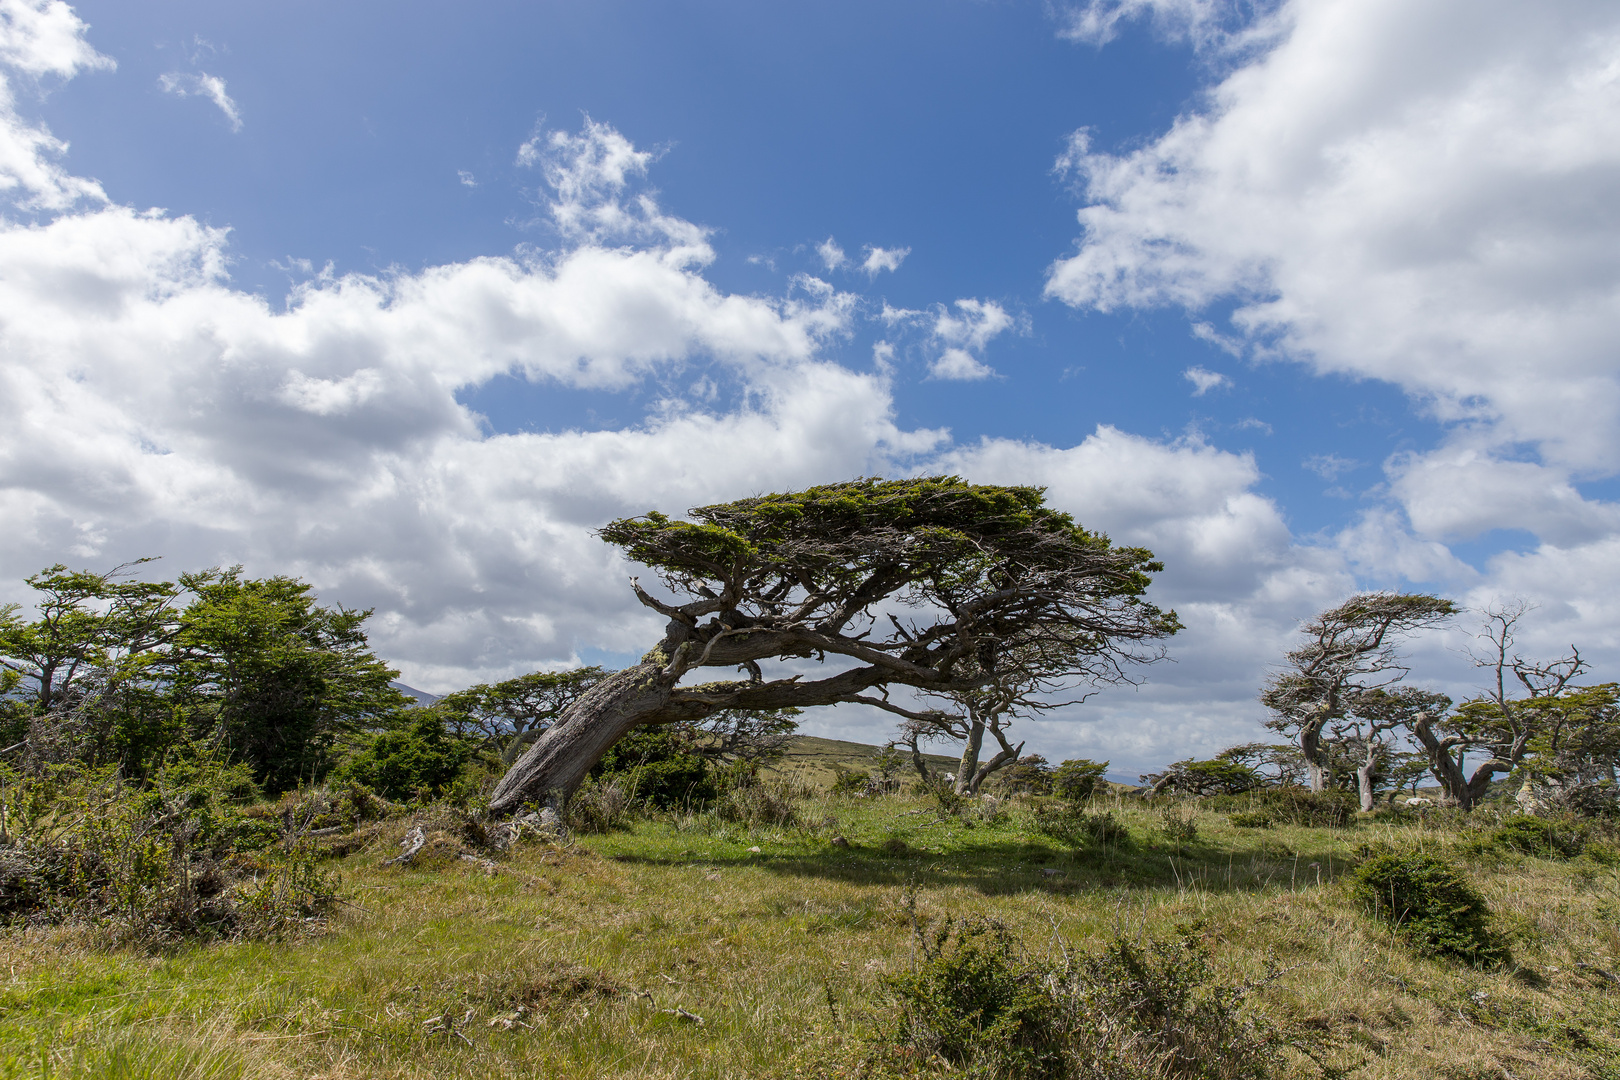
[1051,759,1109,802]
[332,711,473,801]
[1157,804,1199,845]
[1028,804,1130,848]
[831,769,872,797]
[1350,852,1507,966]
[566,778,633,834]
[590,726,715,808]
[1228,810,1273,829]
[882,916,1064,1078]
[1206,787,1354,828]
[877,917,1282,1080]
[716,777,799,827]
[1491,815,1584,858]
[0,761,335,945]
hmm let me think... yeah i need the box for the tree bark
[955,721,985,796]
[488,662,672,814]
[1300,718,1329,793]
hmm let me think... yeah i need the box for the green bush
[877,917,1282,1079]
[1228,810,1273,829]
[831,769,872,797]
[882,916,1064,1078]
[1206,787,1354,828]
[1051,759,1109,802]
[591,725,715,808]
[332,711,473,801]
[1491,816,1584,858]
[1350,852,1507,966]
[1029,804,1131,849]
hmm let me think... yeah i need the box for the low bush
[1206,787,1354,828]
[1349,851,1507,967]
[831,769,873,797]
[716,777,799,827]
[590,726,716,809]
[1051,759,1109,803]
[1491,815,1584,858]
[1028,804,1131,848]
[0,761,336,946]
[566,778,635,834]
[331,711,474,801]
[1157,803,1200,845]
[877,916,1283,1079]
[1228,810,1273,829]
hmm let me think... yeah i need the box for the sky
[1,0,1617,778]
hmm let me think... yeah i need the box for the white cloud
[1303,453,1357,480]
[861,244,909,276]
[0,0,110,210]
[158,71,242,132]
[1048,0,1620,480]
[457,170,476,188]
[1183,365,1230,395]
[816,236,845,270]
[927,298,1014,381]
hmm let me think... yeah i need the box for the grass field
[4,785,1619,1079]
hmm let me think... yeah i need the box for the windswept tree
[893,627,1130,796]
[435,668,607,766]
[1412,603,1593,810]
[489,477,1179,814]
[1262,593,1457,794]
[1338,687,1453,812]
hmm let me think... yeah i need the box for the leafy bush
[1228,810,1273,829]
[883,916,1064,1077]
[1206,787,1354,828]
[1028,804,1130,848]
[591,725,715,808]
[1491,815,1584,858]
[332,711,473,801]
[831,769,873,797]
[1051,759,1109,802]
[1350,852,1507,966]
[877,916,1283,1079]
[716,777,799,827]
[1157,804,1200,845]
[0,761,335,945]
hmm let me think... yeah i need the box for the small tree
[1051,758,1109,802]
[435,668,607,766]
[1412,603,1589,809]
[489,478,1179,814]
[1338,687,1453,812]
[1262,593,1457,793]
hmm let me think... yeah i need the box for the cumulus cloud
[927,298,1013,380]
[158,71,242,131]
[815,236,845,270]
[1183,365,1230,395]
[861,245,909,276]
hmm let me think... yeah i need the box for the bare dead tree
[488,477,1179,815]
[1262,593,1457,793]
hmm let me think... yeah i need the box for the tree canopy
[490,476,1179,813]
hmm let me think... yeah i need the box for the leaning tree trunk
[1300,719,1329,794]
[954,721,985,796]
[488,662,673,815]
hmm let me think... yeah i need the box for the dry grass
[3,792,1618,1079]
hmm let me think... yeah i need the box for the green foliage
[0,759,334,945]
[434,667,606,765]
[831,769,873,797]
[1205,787,1355,828]
[994,754,1053,795]
[1028,804,1131,848]
[173,568,411,793]
[1350,852,1507,966]
[1228,810,1274,829]
[1490,815,1585,858]
[1050,759,1108,802]
[332,710,474,801]
[1147,757,1262,796]
[590,725,715,808]
[1157,804,1200,845]
[883,916,1065,1078]
[878,916,1282,1080]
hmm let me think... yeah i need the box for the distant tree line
[1144,594,1618,815]
[0,561,802,804]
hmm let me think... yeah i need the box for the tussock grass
[3,791,1618,1078]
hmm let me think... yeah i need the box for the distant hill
[390,682,440,707]
[765,734,958,787]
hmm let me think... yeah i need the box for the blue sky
[2,0,1617,774]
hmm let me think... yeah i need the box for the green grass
[5,792,1620,1079]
